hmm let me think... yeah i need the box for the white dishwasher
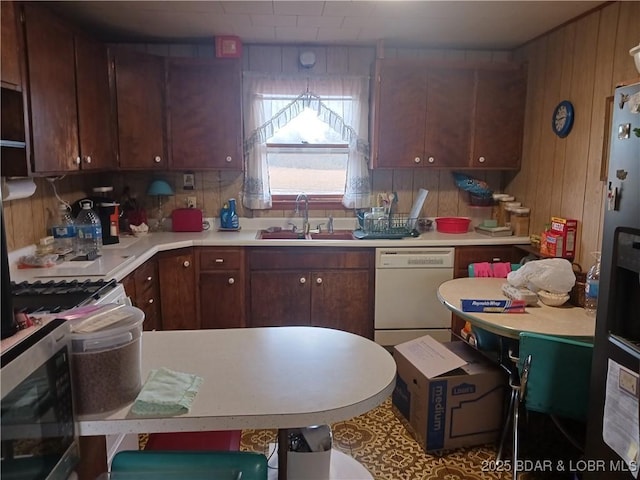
[374,248,455,347]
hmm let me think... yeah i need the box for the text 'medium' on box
[392,335,507,452]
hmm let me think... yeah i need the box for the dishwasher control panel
[376,248,455,268]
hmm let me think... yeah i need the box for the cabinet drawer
[249,247,372,270]
[199,248,243,270]
[133,259,157,294]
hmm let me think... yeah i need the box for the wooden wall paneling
[533,28,567,232]
[562,14,601,261]
[548,24,576,218]
[200,171,219,218]
[465,50,493,62]
[195,43,215,58]
[509,41,544,212]
[436,171,459,216]
[347,46,375,75]
[612,1,640,84]
[412,169,439,218]
[491,51,513,63]
[391,169,413,214]
[168,44,198,57]
[371,169,392,208]
[247,45,282,72]
[280,46,300,73]
[4,200,16,251]
[327,47,349,74]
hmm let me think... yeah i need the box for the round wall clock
[552,100,574,138]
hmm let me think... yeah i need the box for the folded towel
[131,367,203,416]
[473,262,493,277]
[492,262,512,279]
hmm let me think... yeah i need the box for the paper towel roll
[1,178,37,201]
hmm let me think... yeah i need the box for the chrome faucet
[295,193,309,234]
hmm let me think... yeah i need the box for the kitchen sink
[256,230,306,240]
[308,230,356,240]
[256,229,355,240]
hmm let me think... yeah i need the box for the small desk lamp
[147,179,174,231]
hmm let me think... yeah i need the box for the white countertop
[9,218,530,283]
[76,326,397,435]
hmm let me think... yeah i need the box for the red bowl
[435,217,471,233]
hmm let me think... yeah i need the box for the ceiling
[46,1,604,50]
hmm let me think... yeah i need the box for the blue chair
[111,450,268,480]
[498,332,593,479]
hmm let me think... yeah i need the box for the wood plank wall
[3,1,635,262]
[510,1,639,265]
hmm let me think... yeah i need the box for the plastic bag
[506,258,576,294]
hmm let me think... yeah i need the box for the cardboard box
[549,217,578,258]
[392,336,506,452]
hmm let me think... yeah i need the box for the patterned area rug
[139,397,581,479]
[240,398,501,480]
[239,398,581,480]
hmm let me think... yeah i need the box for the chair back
[518,332,593,421]
[111,450,268,480]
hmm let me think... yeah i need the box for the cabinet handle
[413,157,421,164]
[225,156,232,163]
[299,277,306,284]
[146,276,153,282]
[148,298,154,304]
[316,277,323,284]
[478,156,486,163]
[427,156,435,164]
[84,156,92,164]
[154,156,162,163]
[228,277,235,285]
[215,258,224,263]
[75,156,81,165]
[183,260,191,268]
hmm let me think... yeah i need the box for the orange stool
[145,431,242,451]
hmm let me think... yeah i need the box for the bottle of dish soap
[227,198,239,229]
[584,251,601,317]
[220,202,230,229]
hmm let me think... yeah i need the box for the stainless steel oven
[1,318,79,479]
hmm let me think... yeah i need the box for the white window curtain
[242,74,371,210]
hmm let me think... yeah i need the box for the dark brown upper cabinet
[167,57,242,170]
[371,59,526,170]
[112,48,167,170]
[22,4,115,174]
[1,1,23,89]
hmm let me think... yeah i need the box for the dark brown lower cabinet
[157,248,197,330]
[248,247,374,339]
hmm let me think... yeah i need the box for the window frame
[266,142,351,210]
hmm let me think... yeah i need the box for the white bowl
[630,44,640,74]
[537,290,570,307]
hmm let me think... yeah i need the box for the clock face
[552,101,574,138]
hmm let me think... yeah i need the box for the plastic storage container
[75,200,103,256]
[70,306,144,415]
[435,217,471,233]
[509,207,530,236]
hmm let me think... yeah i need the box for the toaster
[172,208,203,232]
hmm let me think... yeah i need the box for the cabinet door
[168,58,242,170]
[200,272,245,329]
[23,5,79,173]
[472,68,526,169]
[424,67,474,168]
[133,258,161,331]
[310,270,373,339]
[113,48,166,169]
[75,34,116,171]
[373,61,427,168]
[157,249,197,330]
[249,271,310,327]
[1,1,22,88]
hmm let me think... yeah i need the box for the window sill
[271,195,348,211]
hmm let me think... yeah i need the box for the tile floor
[240,398,583,480]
